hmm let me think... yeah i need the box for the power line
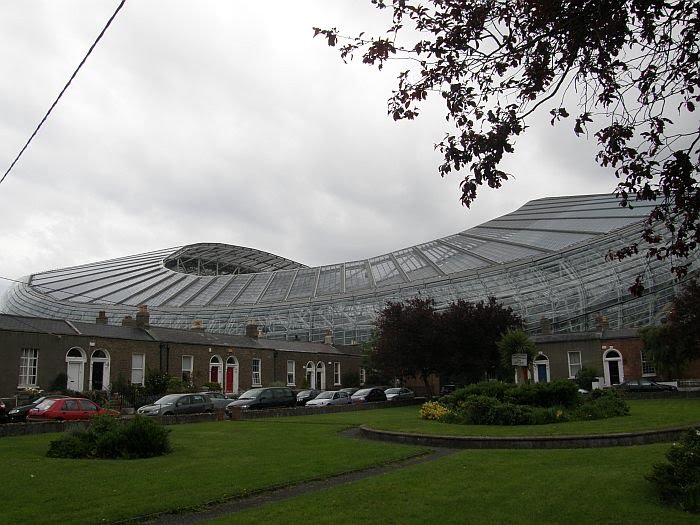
[0,0,127,187]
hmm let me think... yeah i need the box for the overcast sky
[0,1,615,297]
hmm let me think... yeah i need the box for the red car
[27,397,119,421]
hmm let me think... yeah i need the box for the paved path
[131,428,458,524]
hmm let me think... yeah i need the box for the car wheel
[163,412,173,416]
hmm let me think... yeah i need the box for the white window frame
[287,360,295,386]
[333,362,341,385]
[567,351,582,379]
[19,348,39,388]
[131,353,145,386]
[252,358,262,386]
[182,355,194,383]
[359,367,366,386]
[641,350,656,376]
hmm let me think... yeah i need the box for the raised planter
[358,423,700,449]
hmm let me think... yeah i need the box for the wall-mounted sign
[511,353,528,367]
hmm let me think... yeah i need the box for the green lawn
[212,444,698,525]
[0,420,424,524]
[1,399,698,524]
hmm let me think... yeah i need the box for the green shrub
[450,395,571,426]
[427,383,628,426]
[506,381,581,409]
[572,388,629,420]
[647,428,700,513]
[575,367,599,391]
[442,382,515,407]
[46,416,171,460]
[445,381,581,410]
[46,431,91,459]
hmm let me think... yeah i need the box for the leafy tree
[443,298,522,383]
[642,279,700,376]
[370,297,441,396]
[496,329,537,367]
[496,328,537,383]
[315,1,699,293]
[371,296,520,390]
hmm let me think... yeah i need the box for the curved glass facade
[2,194,697,344]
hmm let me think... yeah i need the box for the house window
[359,367,366,385]
[641,350,656,376]
[252,358,262,386]
[131,353,145,386]
[334,362,341,385]
[567,351,582,379]
[19,348,39,387]
[287,360,295,386]
[182,355,193,383]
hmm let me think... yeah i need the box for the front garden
[420,381,628,426]
[1,398,698,523]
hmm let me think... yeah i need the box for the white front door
[66,361,83,391]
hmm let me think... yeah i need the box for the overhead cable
[0,0,127,187]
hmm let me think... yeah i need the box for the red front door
[225,366,235,394]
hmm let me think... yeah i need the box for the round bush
[647,428,700,513]
[46,416,171,460]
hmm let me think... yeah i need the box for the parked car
[306,390,352,407]
[7,394,69,422]
[385,387,415,401]
[615,379,678,392]
[137,393,214,416]
[197,391,231,410]
[296,389,321,406]
[351,387,387,403]
[339,387,359,396]
[226,387,296,416]
[439,384,463,397]
[27,397,119,421]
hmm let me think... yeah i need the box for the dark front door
[92,362,104,390]
[608,361,620,384]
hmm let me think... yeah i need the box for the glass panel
[344,261,372,292]
[259,271,296,303]
[287,268,319,300]
[316,265,342,296]
[211,274,253,306]
[234,274,273,304]
[369,255,404,286]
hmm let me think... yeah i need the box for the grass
[1,399,698,524]
[209,444,698,525]
[0,420,424,524]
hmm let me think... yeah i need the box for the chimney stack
[245,321,259,338]
[323,329,334,345]
[135,305,150,328]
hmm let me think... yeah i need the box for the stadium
[1,194,696,344]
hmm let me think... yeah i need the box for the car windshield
[315,392,334,399]
[33,399,58,410]
[297,390,312,397]
[238,389,263,400]
[385,388,401,394]
[353,389,371,396]
[154,394,182,405]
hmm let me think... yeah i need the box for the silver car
[137,393,214,416]
[305,390,352,407]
